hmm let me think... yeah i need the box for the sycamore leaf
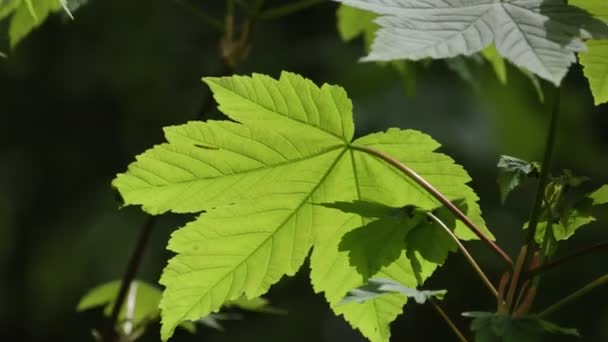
[113,72,490,341]
[463,312,579,342]
[334,0,608,85]
[341,278,446,305]
[496,155,539,203]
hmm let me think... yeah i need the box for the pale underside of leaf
[336,0,607,85]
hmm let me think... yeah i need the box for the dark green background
[1,0,607,341]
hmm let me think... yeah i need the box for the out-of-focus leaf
[341,278,445,305]
[77,280,162,327]
[8,0,61,48]
[496,155,539,203]
[571,0,608,22]
[481,45,507,85]
[589,185,608,205]
[463,312,579,342]
[0,0,20,21]
[579,40,608,105]
[335,0,608,85]
[336,4,377,46]
[225,296,285,314]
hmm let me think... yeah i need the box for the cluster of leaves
[335,0,608,105]
[112,71,491,341]
[498,156,608,256]
[0,0,82,49]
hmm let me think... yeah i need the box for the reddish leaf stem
[351,144,513,267]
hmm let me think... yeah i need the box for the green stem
[108,216,157,338]
[539,274,608,317]
[351,144,513,266]
[259,0,325,20]
[429,299,470,342]
[526,88,561,247]
[526,240,608,279]
[427,213,498,297]
[172,0,223,31]
[226,0,235,17]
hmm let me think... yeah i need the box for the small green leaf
[463,312,579,342]
[481,45,507,84]
[531,184,608,253]
[341,278,446,305]
[198,313,242,331]
[496,155,539,203]
[336,4,377,45]
[77,280,163,335]
[590,185,608,205]
[9,0,62,48]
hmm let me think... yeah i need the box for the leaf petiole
[430,299,469,342]
[427,212,498,297]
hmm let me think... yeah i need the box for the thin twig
[427,212,498,297]
[539,274,608,317]
[259,0,325,20]
[350,144,513,266]
[172,0,224,31]
[429,299,469,342]
[109,216,157,334]
[526,240,608,279]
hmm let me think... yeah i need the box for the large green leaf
[113,72,490,341]
[334,0,608,85]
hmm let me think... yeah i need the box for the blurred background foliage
[0,0,607,341]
